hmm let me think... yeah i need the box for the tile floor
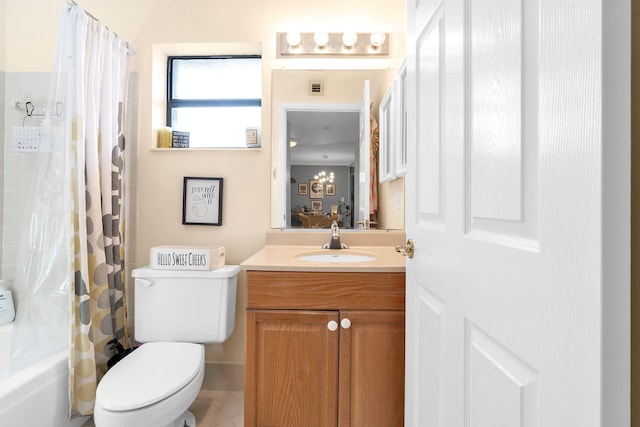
[83,390,244,427]
[190,390,244,426]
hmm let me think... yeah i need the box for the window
[167,56,262,148]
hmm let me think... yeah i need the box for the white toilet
[93,265,240,427]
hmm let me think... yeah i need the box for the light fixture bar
[278,32,390,57]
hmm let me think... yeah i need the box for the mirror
[286,106,361,229]
[270,69,397,229]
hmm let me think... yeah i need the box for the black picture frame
[182,177,223,225]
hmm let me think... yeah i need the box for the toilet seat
[97,341,203,411]
[94,342,204,427]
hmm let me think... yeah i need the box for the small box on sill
[150,246,225,270]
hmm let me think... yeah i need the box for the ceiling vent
[309,81,324,96]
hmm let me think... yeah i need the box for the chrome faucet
[323,221,349,249]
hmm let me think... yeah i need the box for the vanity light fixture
[289,138,298,148]
[277,32,389,56]
[369,32,386,48]
[342,32,358,48]
[313,32,330,48]
[285,31,301,47]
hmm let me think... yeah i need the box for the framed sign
[298,183,308,195]
[182,177,223,225]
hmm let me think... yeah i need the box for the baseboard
[202,362,244,391]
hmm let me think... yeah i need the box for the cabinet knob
[340,318,351,329]
[327,320,338,331]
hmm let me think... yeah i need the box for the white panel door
[404,0,630,426]
[357,80,371,226]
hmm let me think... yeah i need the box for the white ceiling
[288,110,360,166]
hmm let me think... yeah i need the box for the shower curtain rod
[64,0,136,54]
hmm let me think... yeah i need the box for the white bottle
[0,280,16,325]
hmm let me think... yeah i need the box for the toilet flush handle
[136,278,153,287]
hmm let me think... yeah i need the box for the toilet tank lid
[132,265,240,278]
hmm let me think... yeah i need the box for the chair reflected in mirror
[298,213,340,228]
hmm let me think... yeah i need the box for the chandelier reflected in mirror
[314,170,335,183]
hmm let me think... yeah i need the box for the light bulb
[286,32,301,47]
[370,32,386,48]
[342,32,358,48]
[314,32,329,48]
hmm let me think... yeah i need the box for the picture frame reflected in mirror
[309,180,324,199]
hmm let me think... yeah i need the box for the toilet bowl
[94,342,204,427]
[93,265,240,427]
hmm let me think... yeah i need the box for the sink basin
[297,252,377,263]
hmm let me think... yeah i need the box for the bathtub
[0,323,89,427]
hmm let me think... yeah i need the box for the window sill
[150,147,263,152]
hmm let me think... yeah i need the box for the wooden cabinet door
[338,310,405,427]
[245,309,340,427]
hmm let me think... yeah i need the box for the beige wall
[5,0,59,72]
[632,0,639,424]
[4,0,406,366]
[0,0,6,71]
[378,177,404,230]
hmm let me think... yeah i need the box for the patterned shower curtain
[51,3,132,418]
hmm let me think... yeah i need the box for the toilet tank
[131,265,240,343]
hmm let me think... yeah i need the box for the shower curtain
[9,1,133,419]
[370,114,379,222]
[63,4,132,418]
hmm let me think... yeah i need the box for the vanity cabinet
[245,270,406,427]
